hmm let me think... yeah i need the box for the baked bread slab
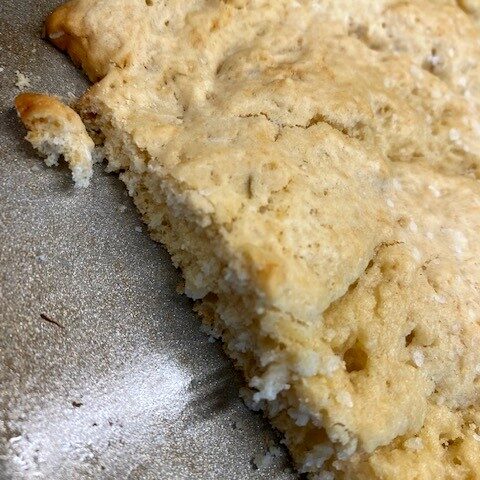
[16,1,480,478]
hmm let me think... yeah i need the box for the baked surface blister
[15,1,480,478]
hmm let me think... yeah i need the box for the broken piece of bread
[15,1,480,478]
[15,93,95,187]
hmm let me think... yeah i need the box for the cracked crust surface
[19,0,480,478]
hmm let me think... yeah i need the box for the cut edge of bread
[14,92,343,473]
[75,96,358,476]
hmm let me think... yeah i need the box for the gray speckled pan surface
[0,2,297,478]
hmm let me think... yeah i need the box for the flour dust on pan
[5,352,192,478]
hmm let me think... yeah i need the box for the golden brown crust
[44,1,99,81]
[44,0,148,82]
[15,92,84,129]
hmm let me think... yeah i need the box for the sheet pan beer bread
[15,1,480,478]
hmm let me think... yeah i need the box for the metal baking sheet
[0,2,296,478]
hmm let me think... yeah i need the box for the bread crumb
[425,53,441,68]
[458,76,467,88]
[200,323,220,343]
[408,221,418,233]
[49,31,65,40]
[404,437,423,451]
[428,185,441,197]
[449,129,461,142]
[411,247,421,262]
[392,179,402,191]
[446,229,468,258]
[239,387,264,412]
[432,293,447,304]
[336,391,353,408]
[15,71,31,90]
[251,443,282,469]
[412,349,425,367]
[15,93,95,187]
[287,405,311,426]
[323,328,336,342]
[301,444,334,472]
[8,436,23,445]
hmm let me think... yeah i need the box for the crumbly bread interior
[15,93,95,187]
[78,107,480,479]
[16,0,480,478]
